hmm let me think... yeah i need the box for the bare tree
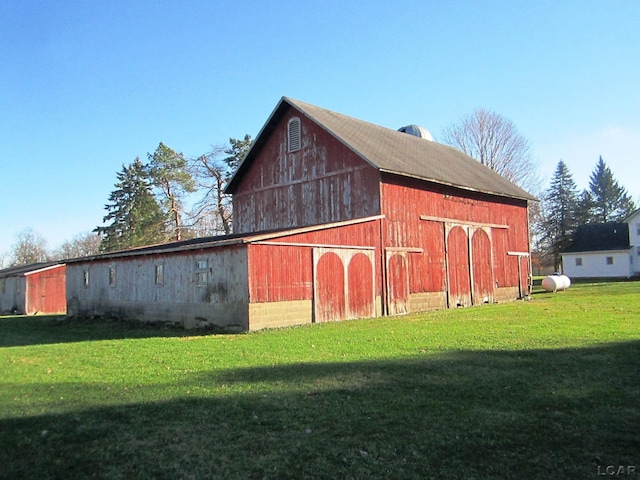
[189,145,233,235]
[189,135,252,236]
[52,231,103,260]
[9,228,50,266]
[440,108,540,193]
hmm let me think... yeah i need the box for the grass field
[1,281,639,479]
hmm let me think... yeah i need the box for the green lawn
[1,281,639,479]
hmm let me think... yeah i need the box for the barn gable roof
[225,97,537,202]
[564,223,630,253]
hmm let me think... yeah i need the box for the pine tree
[95,158,166,252]
[539,160,580,270]
[147,143,196,241]
[588,156,636,223]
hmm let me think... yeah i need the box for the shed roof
[564,223,630,253]
[225,97,538,202]
[65,215,384,262]
[0,262,65,279]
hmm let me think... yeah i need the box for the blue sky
[1,0,639,257]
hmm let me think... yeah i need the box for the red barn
[227,97,536,317]
[0,262,66,315]
[66,97,536,330]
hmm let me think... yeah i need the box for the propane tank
[541,274,571,292]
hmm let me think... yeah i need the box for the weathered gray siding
[0,276,25,314]
[67,245,249,330]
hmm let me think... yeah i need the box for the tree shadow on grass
[1,341,639,479]
[0,315,215,347]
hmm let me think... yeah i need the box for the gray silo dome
[398,124,433,141]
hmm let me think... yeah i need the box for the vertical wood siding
[471,228,494,304]
[347,253,375,319]
[380,174,530,305]
[386,252,409,315]
[313,248,375,322]
[26,266,66,314]
[248,244,312,302]
[232,108,381,233]
[314,251,346,322]
[447,226,472,307]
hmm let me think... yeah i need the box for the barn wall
[26,265,66,315]
[232,107,381,233]
[67,245,250,330]
[246,220,383,328]
[380,175,531,306]
[0,276,26,314]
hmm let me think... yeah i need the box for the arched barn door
[386,252,409,315]
[314,252,345,322]
[313,248,375,323]
[348,253,375,319]
[447,226,471,307]
[471,228,494,305]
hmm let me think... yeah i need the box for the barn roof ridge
[226,97,537,202]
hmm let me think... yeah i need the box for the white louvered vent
[288,117,301,152]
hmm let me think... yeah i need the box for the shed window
[288,117,301,152]
[606,256,614,265]
[83,270,90,288]
[109,266,116,286]
[575,258,582,266]
[637,223,640,235]
[196,259,209,286]
[154,264,164,286]
[0,278,5,294]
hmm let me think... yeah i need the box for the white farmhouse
[562,208,640,279]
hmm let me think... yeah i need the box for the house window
[195,259,209,286]
[83,270,90,288]
[108,266,116,287]
[575,258,582,266]
[288,117,301,152]
[154,264,164,286]
[606,257,614,265]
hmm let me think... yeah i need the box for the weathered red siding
[248,244,312,302]
[26,265,66,314]
[447,226,472,307]
[233,107,381,233]
[380,174,530,303]
[386,252,409,315]
[471,229,494,305]
[315,251,346,322]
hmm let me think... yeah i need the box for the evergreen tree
[588,156,636,223]
[223,134,252,179]
[539,160,580,270]
[148,143,196,241]
[94,158,166,252]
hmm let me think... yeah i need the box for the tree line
[94,135,252,252]
[535,156,636,270]
[3,107,637,272]
[1,136,252,267]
